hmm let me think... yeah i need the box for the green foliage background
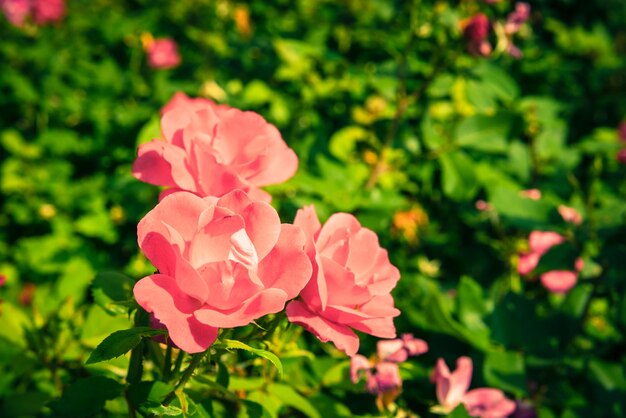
[1,0,626,417]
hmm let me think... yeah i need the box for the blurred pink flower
[518,231,564,276]
[1,0,30,26]
[286,205,401,357]
[575,257,584,272]
[146,38,181,70]
[433,357,516,417]
[133,190,312,353]
[475,200,493,212]
[464,14,492,57]
[0,274,5,287]
[367,362,402,394]
[464,388,517,418]
[377,334,428,363]
[505,2,530,34]
[350,354,372,383]
[616,149,626,165]
[558,205,582,225]
[33,0,64,24]
[540,270,577,294]
[519,189,541,200]
[433,357,473,413]
[133,92,298,202]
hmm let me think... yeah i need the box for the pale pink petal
[257,224,312,299]
[316,213,361,253]
[194,288,288,328]
[293,205,322,240]
[286,300,360,357]
[558,205,582,225]
[133,274,217,353]
[402,334,429,356]
[540,270,577,294]
[133,141,190,189]
[375,362,402,393]
[138,191,207,247]
[377,339,406,362]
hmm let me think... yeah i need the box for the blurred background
[1,0,626,417]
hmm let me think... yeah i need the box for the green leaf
[214,339,283,378]
[489,187,552,229]
[455,113,513,153]
[268,383,321,418]
[448,404,473,418]
[456,276,491,336]
[137,115,161,146]
[483,350,527,397]
[48,376,124,417]
[329,126,370,162]
[91,271,135,315]
[86,327,165,364]
[128,381,177,415]
[472,61,520,102]
[439,150,479,201]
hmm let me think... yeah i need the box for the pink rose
[464,388,517,418]
[133,190,312,353]
[1,0,30,26]
[33,0,64,24]
[133,93,298,202]
[146,38,181,70]
[350,354,372,384]
[377,333,428,363]
[540,270,577,294]
[558,205,582,225]
[433,357,473,413]
[286,205,401,357]
[433,357,516,418]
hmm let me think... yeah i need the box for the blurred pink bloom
[505,2,530,34]
[433,357,516,417]
[528,231,564,255]
[540,270,577,294]
[433,357,473,413]
[519,189,541,200]
[616,149,626,165]
[367,362,402,394]
[518,231,564,276]
[286,205,401,357]
[146,38,181,70]
[517,252,540,276]
[377,334,428,363]
[464,388,517,418]
[464,14,492,57]
[1,0,30,26]
[558,205,582,225]
[133,92,298,202]
[350,354,372,383]
[575,257,584,272]
[0,274,5,287]
[475,200,493,212]
[506,43,523,59]
[618,122,626,142]
[33,0,64,24]
[133,191,312,353]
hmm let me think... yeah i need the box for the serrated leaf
[86,327,165,364]
[214,339,283,378]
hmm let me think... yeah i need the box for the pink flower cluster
[517,231,583,294]
[351,335,428,396]
[463,2,530,59]
[132,93,402,355]
[1,0,64,27]
[433,357,516,417]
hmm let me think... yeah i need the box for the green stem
[163,352,207,405]
[172,350,185,379]
[163,344,173,380]
[126,340,144,384]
